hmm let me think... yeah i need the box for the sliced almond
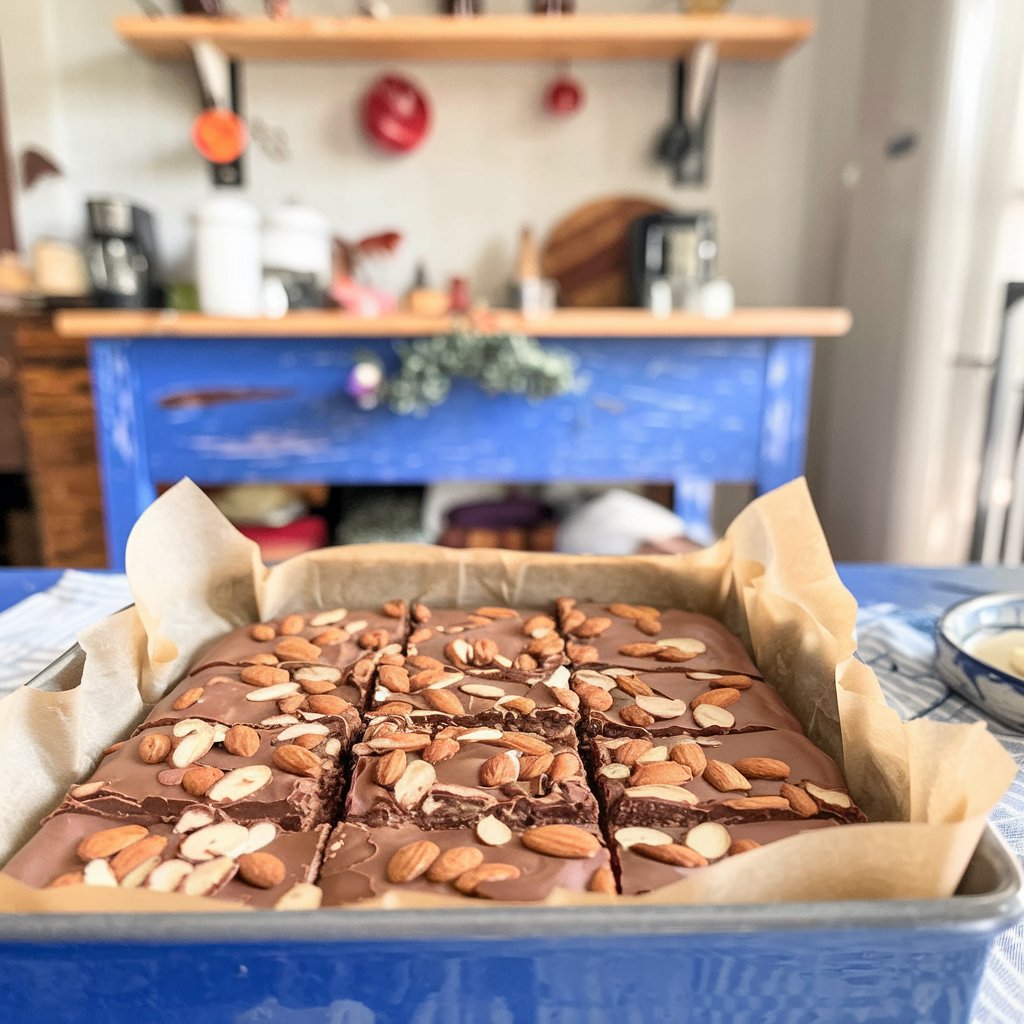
[118,855,163,889]
[181,856,237,897]
[656,637,707,656]
[685,822,732,860]
[544,666,571,690]
[614,826,673,850]
[692,704,735,730]
[460,683,505,700]
[624,784,699,805]
[393,760,437,808]
[243,821,279,853]
[83,859,118,887]
[804,782,853,810]
[146,859,193,893]
[456,727,504,743]
[310,607,348,627]
[273,882,323,910]
[635,746,670,764]
[598,763,631,779]
[573,670,618,691]
[245,682,301,703]
[179,821,251,862]
[475,814,512,846]
[174,806,218,834]
[274,722,330,744]
[169,720,216,769]
[634,695,689,720]
[207,764,274,804]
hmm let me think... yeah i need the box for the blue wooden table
[56,309,852,570]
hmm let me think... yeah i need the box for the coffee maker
[85,198,164,308]
[628,211,717,310]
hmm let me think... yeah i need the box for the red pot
[360,74,431,154]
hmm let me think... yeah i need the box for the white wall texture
[0,0,865,307]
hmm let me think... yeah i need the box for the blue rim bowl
[935,591,1024,731]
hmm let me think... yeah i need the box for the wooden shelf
[55,308,851,340]
[115,14,815,63]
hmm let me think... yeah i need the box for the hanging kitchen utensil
[655,42,718,186]
[360,74,431,155]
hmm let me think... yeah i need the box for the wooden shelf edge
[115,14,815,63]
[55,308,852,340]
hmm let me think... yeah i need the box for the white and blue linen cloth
[0,574,1019,1020]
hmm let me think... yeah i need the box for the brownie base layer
[613,819,841,895]
[4,809,328,907]
[319,822,612,903]
[346,724,597,831]
[53,723,344,832]
[592,730,865,829]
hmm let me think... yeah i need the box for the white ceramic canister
[195,194,262,317]
[262,203,331,284]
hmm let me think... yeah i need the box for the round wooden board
[541,195,672,308]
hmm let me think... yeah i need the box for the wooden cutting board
[541,195,672,308]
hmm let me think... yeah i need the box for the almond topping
[250,623,276,641]
[272,744,322,779]
[240,665,290,688]
[574,682,614,711]
[522,824,600,859]
[624,784,699,805]
[238,851,287,889]
[421,736,461,764]
[453,863,521,895]
[387,839,441,883]
[224,724,261,758]
[475,815,513,846]
[618,643,663,657]
[721,795,791,812]
[613,739,653,766]
[172,687,204,711]
[273,882,323,910]
[781,782,818,818]
[77,824,149,863]
[733,756,790,781]
[549,751,582,781]
[629,762,692,788]
[425,846,484,882]
[631,843,708,868]
[245,681,301,703]
[691,687,742,710]
[479,751,520,787]
[110,835,168,882]
[685,822,732,860]
[729,838,762,855]
[703,759,752,793]
[179,821,250,862]
[424,689,464,716]
[207,764,274,804]
[518,752,554,780]
[138,733,172,765]
[614,826,673,849]
[634,695,689,720]
[614,675,654,697]
[692,704,736,730]
[804,782,854,810]
[474,606,517,619]
[310,608,348,627]
[573,616,613,639]
[374,749,407,787]
[491,732,551,755]
[619,705,656,727]
[460,683,505,699]
[181,765,225,797]
[306,694,353,716]
[588,865,617,893]
[669,741,708,777]
[393,760,437,808]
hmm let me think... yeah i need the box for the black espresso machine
[84,197,164,308]
[628,211,716,310]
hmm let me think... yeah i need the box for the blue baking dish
[2,647,1021,1024]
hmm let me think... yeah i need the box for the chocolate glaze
[614,819,840,896]
[577,669,803,738]
[346,728,598,830]
[319,822,611,904]
[559,603,761,676]
[137,664,363,747]
[592,730,864,828]
[53,724,344,831]
[3,810,327,907]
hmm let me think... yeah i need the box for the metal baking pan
[1,644,1020,1023]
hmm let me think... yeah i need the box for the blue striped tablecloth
[0,570,1020,1020]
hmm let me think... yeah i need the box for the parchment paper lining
[0,478,1015,913]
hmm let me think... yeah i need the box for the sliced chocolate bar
[557,600,760,676]
[571,667,802,738]
[4,807,327,908]
[591,730,864,829]
[54,720,345,831]
[319,821,613,904]
[613,818,840,896]
[345,723,596,831]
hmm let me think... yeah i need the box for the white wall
[1,0,865,307]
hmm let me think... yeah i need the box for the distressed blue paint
[756,336,814,494]
[89,335,814,569]
[0,923,1002,1023]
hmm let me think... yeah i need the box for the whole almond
[454,863,521,895]
[77,824,149,862]
[629,762,692,788]
[251,623,276,641]
[655,647,698,663]
[473,638,500,665]
[366,733,431,752]
[734,756,790,781]
[614,738,653,766]
[614,675,654,697]
[522,614,556,638]
[492,733,551,755]
[566,642,599,664]
[691,688,742,710]
[445,639,474,668]
[703,759,752,793]
[514,653,539,672]
[378,665,411,693]
[274,637,322,663]
[422,736,460,764]
[631,843,708,868]
[521,824,600,859]
[240,652,279,667]
[382,599,407,618]
[138,733,172,765]
[561,609,587,633]
[574,616,613,639]
[238,851,287,889]
[552,688,581,712]
[279,613,305,635]
[501,696,536,716]
[110,834,169,881]
[608,603,643,620]
[474,606,517,619]
[549,751,582,781]
[518,752,554,780]
[409,667,447,691]
[729,838,762,855]
[781,782,818,818]
[408,627,433,645]
[574,683,613,712]
[407,655,444,672]
[48,871,86,888]
[425,846,484,882]
[312,628,346,647]
[278,694,306,715]
[619,704,656,727]
[376,700,414,716]
[722,795,790,812]
[358,628,391,650]
[528,633,565,658]
[634,616,662,636]
[669,741,707,777]
[306,694,353,716]
[240,665,290,688]
[272,744,322,779]
[618,643,662,658]
[479,752,519,787]
[387,839,441,883]
[294,666,342,691]
[182,765,225,796]
[374,749,407,787]
[351,659,377,686]
[424,689,464,716]
[588,865,617,894]
[172,687,204,711]
[709,674,755,691]
[412,602,431,623]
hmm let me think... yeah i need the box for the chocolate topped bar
[319,821,613,904]
[571,667,803,738]
[557,600,760,676]
[591,730,864,829]
[345,723,597,830]
[54,720,345,831]
[4,808,327,908]
[138,661,363,749]
[613,818,840,895]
